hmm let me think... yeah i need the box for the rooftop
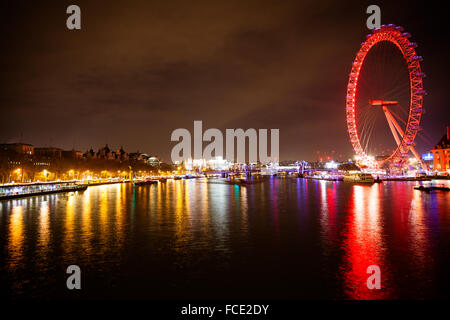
[433,126,450,150]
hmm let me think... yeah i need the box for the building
[206,156,231,170]
[84,148,97,159]
[184,158,206,171]
[183,157,232,171]
[34,147,63,159]
[147,156,160,167]
[96,144,114,160]
[431,126,450,172]
[116,147,129,161]
[0,143,34,155]
[89,145,130,162]
[62,149,83,159]
[129,152,151,163]
[421,152,434,170]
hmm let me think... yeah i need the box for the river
[1,177,449,299]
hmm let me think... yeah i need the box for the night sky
[1,0,449,162]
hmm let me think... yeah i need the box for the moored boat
[0,182,88,200]
[134,179,158,186]
[226,177,249,186]
[343,172,375,184]
[414,185,450,192]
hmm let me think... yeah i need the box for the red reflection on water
[407,189,430,276]
[319,181,339,253]
[341,184,391,299]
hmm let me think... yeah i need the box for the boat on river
[0,182,88,200]
[304,175,343,181]
[133,179,158,186]
[226,177,250,186]
[414,185,450,192]
[343,172,375,184]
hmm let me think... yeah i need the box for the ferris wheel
[346,24,426,168]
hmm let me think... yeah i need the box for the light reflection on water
[341,184,387,299]
[8,205,24,272]
[0,178,449,299]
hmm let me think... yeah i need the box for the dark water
[1,178,449,300]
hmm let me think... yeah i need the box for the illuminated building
[206,156,231,170]
[184,157,232,171]
[421,152,433,170]
[431,126,450,172]
[147,156,161,167]
[0,143,34,155]
[325,160,339,169]
[184,158,206,171]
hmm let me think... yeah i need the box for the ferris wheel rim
[345,24,424,167]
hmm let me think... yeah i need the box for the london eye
[346,24,426,169]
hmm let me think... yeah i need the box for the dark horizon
[1,0,449,163]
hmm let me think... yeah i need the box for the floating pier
[0,182,88,200]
